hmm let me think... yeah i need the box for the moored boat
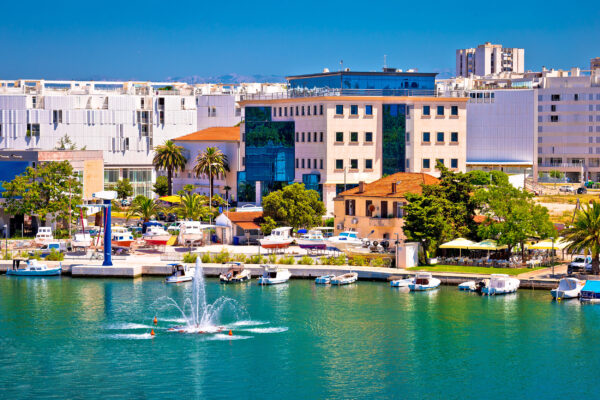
[458,281,477,291]
[325,231,364,251]
[257,265,291,285]
[259,227,294,249]
[297,230,327,250]
[143,225,171,246]
[34,227,54,245]
[330,272,358,285]
[408,272,441,291]
[390,278,412,288]
[112,226,135,248]
[481,274,520,296]
[315,274,336,284]
[551,278,585,299]
[71,233,92,249]
[6,259,61,276]
[580,280,600,303]
[220,262,251,283]
[165,263,193,283]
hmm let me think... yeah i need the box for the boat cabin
[581,280,600,301]
[269,227,292,239]
[170,263,188,276]
[414,272,433,285]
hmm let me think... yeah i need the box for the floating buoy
[228,330,233,336]
[153,316,158,325]
[150,329,155,336]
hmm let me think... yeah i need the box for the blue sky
[1,0,599,81]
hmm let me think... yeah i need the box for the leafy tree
[562,202,600,275]
[126,196,162,222]
[490,170,509,186]
[476,182,555,259]
[183,184,195,194]
[112,179,133,201]
[171,193,210,220]
[262,183,325,230]
[466,170,490,186]
[260,216,277,235]
[55,134,77,150]
[153,140,187,196]
[153,176,169,197]
[193,147,229,199]
[549,170,564,187]
[2,161,82,227]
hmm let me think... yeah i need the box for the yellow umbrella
[469,239,508,250]
[439,238,476,249]
[159,195,181,204]
[528,238,570,250]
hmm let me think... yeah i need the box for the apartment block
[456,42,524,77]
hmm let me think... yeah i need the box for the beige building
[333,172,439,240]
[456,42,525,77]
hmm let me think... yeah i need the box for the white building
[456,42,524,77]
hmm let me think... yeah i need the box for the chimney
[358,181,365,193]
[391,182,397,193]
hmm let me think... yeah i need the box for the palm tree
[562,201,600,275]
[171,193,209,220]
[193,147,229,199]
[223,185,232,202]
[153,140,187,196]
[127,196,162,223]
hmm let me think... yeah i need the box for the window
[436,158,444,167]
[345,199,356,216]
[141,98,145,109]
[307,106,311,116]
[406,132,410,142]
[235,107,241,117]
[551,94,561,101]
[284,107,288,117]
[575,94,579,101]
[302,106,305,116]
[296,159,299,168]
[350,105,358,115]
[307,132,311,142]
[451,132,458,142]
[551,115,559,122]
[336,132,344,142]
[422,132,430,142]
[319,105,323,115]
[296,106,299,116]
[307,159,311,168]
[320,159,323,169]
[437,106,444,116]
[451,106,458,116]
[302,132,305,142]
[0,125,2,137]
[313,105,317,115]
[273,108,276,117]
[242,157,245,166]
[451,159,458,168]
[26,123,40,137]
[365,105,373,115]
[290,107,293,116]
[350,132,358,142]
[365,132,373,142]
[314,159,317,169]
[141,125,149,136]
[551,105,556,112]
[335,159,344,169]
[296,132,299,142]
[278,107,282,117]
[124,137,130,151]
[350,159,358,169]
[320,132,323,142]
[302,159,305,168]
[313,132,316,142]
[335,105,343,115]
[423,105,430,116]
[159,110,165,124]
[365,159,373,170]
[366,200,373,217]
[406,159,410,169]
[422,158,430,169]
[381,201,388,218]
[52,110,63,124]
[436,132,444,142]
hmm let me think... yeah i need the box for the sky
[1,0,599,81]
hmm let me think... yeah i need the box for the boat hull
[220,271,251,283]
[259,240,293,249]
[409,278,441,291]
[144,236,171,246]
[315,275,335,284]
[482,287,518,295]
[258,277,289,285]
[551,289,580,299]
[330,273,358,285]
[458,281,477,291]
[166,276,193,283]
[7,268,61,276]
[390,279,411,288]
[112,241,134,248]
[297,240,327,250]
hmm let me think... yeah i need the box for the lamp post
[3,224,7,258]
[208,162,219,225]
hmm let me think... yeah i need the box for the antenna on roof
[340,60,343,72]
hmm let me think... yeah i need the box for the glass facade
[382,104,407,175]
[302,173,322,198]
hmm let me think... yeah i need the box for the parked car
[568,255,592,275]
[30,242,69,258]
[167,213,177,222]
[157,211,166,221]
[121,199,131,207]
[577,187,588,194]
[559,185,573,193]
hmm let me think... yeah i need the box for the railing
[538,163,585,168]
[240,87,467,101]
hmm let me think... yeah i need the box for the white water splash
[243,327,288,334]
[105,323,153,330]
[101,333,153,340]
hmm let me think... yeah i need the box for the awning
[236,222,261,230]
[469,239,508,250]
[159,195,181,204]
[439,238,476,249]
[528,238,570,250]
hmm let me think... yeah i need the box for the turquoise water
[1,276,599,399]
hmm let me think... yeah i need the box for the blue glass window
[336,159,343,169]
[451,159,458,168]
[365,105,373,115]
[451,106,458,116]
[437,132,444,142]
[350,132,358,142]
[422,132,430,142]
[350,105,358,115]
[436,159,444,167]
[437,106,444,116]
[336,132,343,142]
[423,106,430,116]
[451,132,458,142]
[365,159,373,169]
[423,159,430,169]
[365,132,373,142]
[335,105,343,115]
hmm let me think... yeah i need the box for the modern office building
[456,42,525,77]
[238,69,467,214]
[0,79,198,197]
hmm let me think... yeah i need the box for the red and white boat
[111,226,135,248]
[143,225,171,246]
[259,227,293,249]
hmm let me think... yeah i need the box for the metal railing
[240,87,467,101]
[538,162,585,168]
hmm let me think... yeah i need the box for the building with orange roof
[214,209,264,244]
[333,172,439,240]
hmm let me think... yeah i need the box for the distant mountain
[166,73,286,84]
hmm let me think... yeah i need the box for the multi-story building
[456,42,525,77]
[0,79,198,197]
[592,58,600,71]
[238,69,467,214]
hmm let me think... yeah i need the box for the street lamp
[3,224,7,258]
[208,162,220,225]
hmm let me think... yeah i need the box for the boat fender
[229,330,233,336]
[153,316,158,325]
[150,329,155,336]
[363,240,370,247]
[372,241,378,247]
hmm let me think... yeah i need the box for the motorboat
[297,230,327,250]
[219,262,251,283]
[481,274,520,296]
[408,272,441,291]
[112,227,135,248]
[71,233,92,249]
[458,281,477,291]
[331,272,358,285]
[35,227,54,245]
[177,221,212,245]
[143,225,172,246]
[390,278,412,288]
[259,227,294,250]
[6,259,61,276]
[165,263,193,283]
[580,280,600,303]
[257,265,292,285]
[326,231,364,251]
[315,274,336,284]
[551,278,585,299]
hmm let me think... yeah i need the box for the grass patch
[537,194,599,205]
[407,265,545,276]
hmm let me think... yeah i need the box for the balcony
[538,162,584,168]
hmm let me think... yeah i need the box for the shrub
[3,251,11,260]
[183,252,198,263]
[46,248,64,261]
[248,254,265,264]
[277,256,295,265]
[333,255,347,265]
[268,254,277,264]
[319,256,333,265]
[29,251,42,260]
[213,249,231,264]
[200,253,211,263]
[370,257,385,267]
[349,256,367,266]
[234,254,247,263]
[298,255,314,265]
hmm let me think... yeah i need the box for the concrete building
[456,43,525,77]
[333,172,438,239]
[592,58,600,71]
[239,69,467,214]
[171,127,241,201]
[214,210,263,245]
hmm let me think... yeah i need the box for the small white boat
[6,259,61,276]
[330,272,358,285]
[482,274,520,296]
[326,231,364,251]
[165,263,193,283]
[35,227,54,245]
[551,278,585,299]
[315,274,336,284]
[220,262,251,283]
[297,230,327,250]
[177,221,211,245]
[390,278,412,287]
[143,225,171,246]
[259,227,294,250]
[257,265,291,285]
[408,272,441,291]
[458,281,477,291]
[71,233,92,249]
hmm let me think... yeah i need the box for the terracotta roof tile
[173,127,240,142]
[339,172,439,198]
[224,211,264,223]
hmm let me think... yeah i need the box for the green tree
[466,170,490,186]
[112,179,133,201]
[562,202,600,275]
[490,170,509,186]
[183,184,195,194]
[153,140,187,196]
[171,193,210,220]
[55,134,77,150]
[549,170,564,187]
[153,176,169,197]
[193,147,229,199]
[126,196,162,222]
[262,183,325,230]
[260,216,277,235]
[476,182,555,259]
[2,161,82,227]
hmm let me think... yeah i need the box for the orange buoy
[150,329,155,336]
[228,330,233,336]
[153,316,158,325]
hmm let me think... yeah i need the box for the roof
[223,211,264,230]
[286,71,438,80]
[338,172,439,199]
[173,127,240,142]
